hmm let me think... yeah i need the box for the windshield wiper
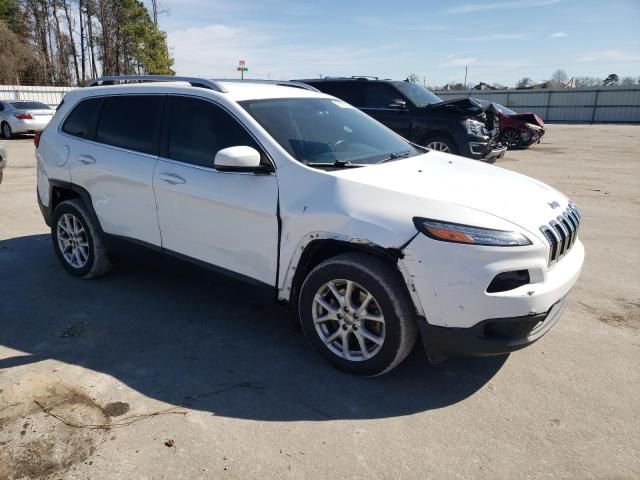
[376,150,414,164]
[306,160,363,168]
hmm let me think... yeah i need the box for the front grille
[539,203,581,266]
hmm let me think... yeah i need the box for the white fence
[0,85,74,108]
[433,86,640,123]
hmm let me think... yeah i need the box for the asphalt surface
[1,125,639,479]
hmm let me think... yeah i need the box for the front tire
[52,199,113,278]
[500,128,522,149]
[298,252,417,376]
[423,135,457,155]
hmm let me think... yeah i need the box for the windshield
[494,103,517,116]
[10,101,51,110]
[240,98,421,167]
[393,82,442,107]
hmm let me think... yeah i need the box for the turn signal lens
[423,226,474,244]
[413,218,532,247]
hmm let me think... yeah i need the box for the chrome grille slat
[540,204,581,266]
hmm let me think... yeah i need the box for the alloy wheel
[426,141,451,153]
[312,279,386,361]
[503,130,521,147]
[56,213,89,268]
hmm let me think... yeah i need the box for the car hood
[427,97,499,116]
[331,152,568,239]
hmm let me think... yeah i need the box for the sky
[149,0,640,87]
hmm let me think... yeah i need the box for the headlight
[461,119,487,136]
[413,218,532,246]
[524,123,542,131]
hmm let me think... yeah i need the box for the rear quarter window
[61,97,104,139]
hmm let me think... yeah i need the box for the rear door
[152,95,279,285]
[311,81,366,108]
[361,83,412,138]
[65,94,164,246]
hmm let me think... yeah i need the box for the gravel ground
[1,124,639,480]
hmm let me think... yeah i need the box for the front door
[152,95,279,286]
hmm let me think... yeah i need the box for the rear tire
[298,252,418,376]
[1,122,13,139]
[52,199,113,278]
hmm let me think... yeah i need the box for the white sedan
[0,100,55,139]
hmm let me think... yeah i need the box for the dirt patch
[580,300,640,331]
[103,401,130,417]
[0,378,108,480]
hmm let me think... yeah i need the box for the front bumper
[463,135,506,163]
[400,232,584,359]
[417,295,569,362]
[520,126,545,147]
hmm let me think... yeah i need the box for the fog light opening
[486,270,530,293]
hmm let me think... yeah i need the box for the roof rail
[211,79,320,92]
[87,75,228,93]
[351,76,379,80]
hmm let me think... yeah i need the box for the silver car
[0,141,6,184]
[0,100,55,139]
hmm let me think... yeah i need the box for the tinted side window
[166,96,259,168]
[96,96,162,154]
[62,97,103,139]
[363,83,404,108]
[310,82,365,107]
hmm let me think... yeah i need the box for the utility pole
[464,65,468,89]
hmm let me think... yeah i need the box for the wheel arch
[280,234,423,317]
[48,180,104,234]
[420,129,458,151]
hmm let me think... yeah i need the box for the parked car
[36,75,583,376]
[485,102,545,149]
[0,142,6,184]
[295,77,506,162]
[0,100,55,139]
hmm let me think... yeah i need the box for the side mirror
[214,146,262,172]
[389,99,407,109]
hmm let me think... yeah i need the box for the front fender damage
[278,231,425,317]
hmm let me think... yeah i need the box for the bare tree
[406,73,420,83]
[549,69,568,83]
[516,77,532,88]
[61,0,80,83]
[575,76,600,87]
[620,76,636,85]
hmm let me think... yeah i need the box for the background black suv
[296,77,506,162]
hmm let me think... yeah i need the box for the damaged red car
[492,103,545,149]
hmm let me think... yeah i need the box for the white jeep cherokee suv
[36,76,584,376]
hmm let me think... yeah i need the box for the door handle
[158,172,186,185]
[76,155,96,165]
